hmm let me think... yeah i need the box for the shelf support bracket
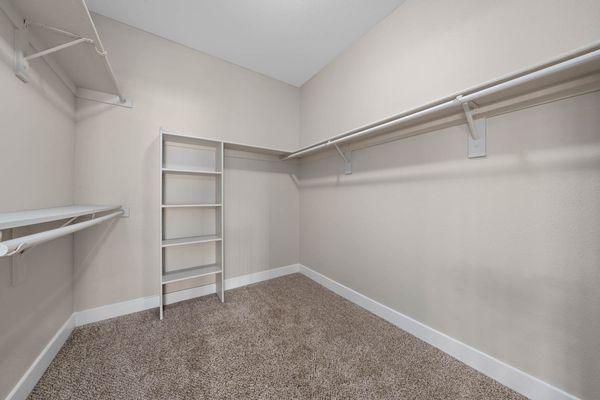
[334,143,352,175]
[456,95,486,158]
[24,37,92,61]
[1,229,25,287]
[15,21,93,83]
[14,27,30,82]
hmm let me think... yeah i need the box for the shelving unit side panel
[159,130,165,320]
[217,141,225,302]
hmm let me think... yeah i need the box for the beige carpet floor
[30,274,525,399]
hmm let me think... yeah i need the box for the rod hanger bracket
[333,143,352,174]
[15,26,30,82]
[119,207,130,218]
[456,95,486,158]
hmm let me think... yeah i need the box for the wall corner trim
[297,264,579,400]
[5,315,76,400]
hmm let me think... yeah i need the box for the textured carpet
[30,274,525,399]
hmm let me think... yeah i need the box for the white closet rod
[0,210,123,257]
[283,45,600,160]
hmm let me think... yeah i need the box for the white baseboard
[164,283,216,305]
[225,264,301,290]
[164,263,301,305]
[74,264,300,325]
[74,295,159,326]
[298,264,578,400]
[6,315,75,400]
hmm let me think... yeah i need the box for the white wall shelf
[1,0,130,107]
[0,205,121,230]
[161,129,293,157]
[162,263,222,285]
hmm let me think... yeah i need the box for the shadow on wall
[299,140,600,189]
[300,92,600,189]
[0,237,72,386]
[73,218,121,289]
[75,99,115,121]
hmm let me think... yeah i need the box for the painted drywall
[0,10,76,399]
[299,88,600,398]
[73,14,300,311]
[299,1,600,398]
[300,0,600,146]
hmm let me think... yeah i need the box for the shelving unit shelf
[162,168,222,175]
[162,264,222,285]
[161,235,222,248]
[161,204,222,208]
[159,130,225,320]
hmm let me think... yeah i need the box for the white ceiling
[85,0,404,87]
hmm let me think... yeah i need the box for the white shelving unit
[159,130,224,319]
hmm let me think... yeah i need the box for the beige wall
[300,92,600,399]
[0,10,76,399]
[73,15,300,311]
[298,1,600,398]
[300,0,600,146]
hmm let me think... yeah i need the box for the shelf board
[162,263,222,285]
[162,167,222,176]
[162,132,222,146]
[161,130,292,156]
[162,204,222,208]
[0,205,121,230]
[224,140,292,157]
[161,235,222,248]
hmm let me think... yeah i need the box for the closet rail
[0,209,124,257]
[283,44,600,160]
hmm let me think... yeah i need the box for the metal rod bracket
[15,27,30,82]
[334,143,352,174]
[120,207,130,218]
[24,37,92,61]
[456,96,486,158]
[11,251,26,287]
